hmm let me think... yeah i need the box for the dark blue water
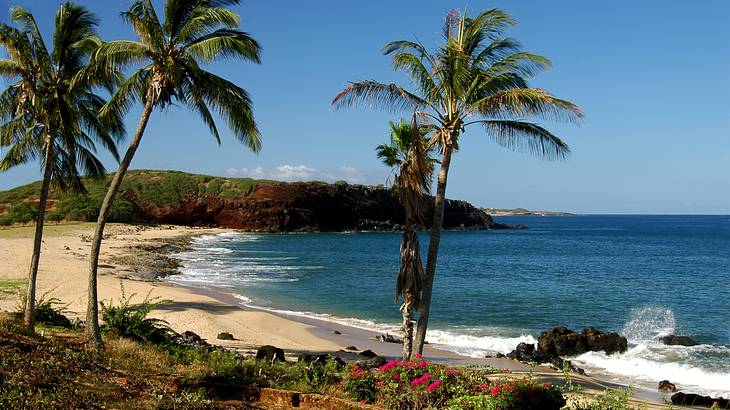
[172,215,730,395]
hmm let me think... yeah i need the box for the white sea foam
[571,347,730,398]
[426,330,537,357]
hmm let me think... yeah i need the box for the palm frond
[332,80,428,112]
[481,119,571,160]
[189,67,260,151]
[475,88,583,123]
[175,5,240,43]
[184,28,260,63]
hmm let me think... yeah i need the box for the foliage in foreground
[0,296,648,409]
[15,290,72,328]
[100,282,172,343]
[344,356,565,410]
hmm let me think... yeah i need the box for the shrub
[342,356,563,410]
[16,290,72,328]
[100,282,172,343]
[8,202,37,224]
[46,211,64,223]
[0,216,12,226]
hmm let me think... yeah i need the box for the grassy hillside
[0,170,280,225]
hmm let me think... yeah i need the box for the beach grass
[0,279,25,297]
[0,222,93,239]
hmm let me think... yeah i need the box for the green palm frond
[91,0,260,153]
[474,88,583,123]
[184,28,260,63]
[480,120,570,160]
[332,80,429,113]
[0,2,125,190]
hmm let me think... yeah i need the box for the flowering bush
[343,356,565,410]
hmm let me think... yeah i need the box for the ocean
[169,215,730,397]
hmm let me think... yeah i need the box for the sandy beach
[0,223,677,408]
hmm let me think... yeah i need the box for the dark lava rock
[658,380,677,393]
[507,342,537,362]
[357,356,387,370]
[298,354,346,369]
[333,330,341,335]
[256,345,285,363]
[345,345,358,351]
[659,335,699,347]
[216,332,235,341]
[495,352,506,358]
[671,392,730,408]
[173,331,210,348]
[538,326,627,357]
[376,334,402,343]
[358,349,378,358]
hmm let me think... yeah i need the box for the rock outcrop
[671,392,730,408]
[537,326,628,357]
[506,327,628,373]
[131,182,523,232]
[659,335,699,346]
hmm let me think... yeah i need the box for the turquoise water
[171,215,730,396]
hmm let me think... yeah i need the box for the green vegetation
[0,306,654,410]
[100,282,172,344]
[0,279,25,297]
[0,170,280,224]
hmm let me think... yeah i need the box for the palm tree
[377,118,435,360]
[0,3,124,331]
[83,0,262,349]
[333,8,583,355]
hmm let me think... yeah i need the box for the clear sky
[0,1,728,214]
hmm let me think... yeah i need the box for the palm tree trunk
[23,133,55,330]
[401,291,415,360]
[85,99,154,349]
[413,146,453,355]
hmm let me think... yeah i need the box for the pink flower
[418,360,428,368]
[375,381,385,388]
[351,365,366,379]
[426,380,442,391]
[379,360,398,371]
[391,373,400,381]
[414,353,423,359]
[411,373,431,386]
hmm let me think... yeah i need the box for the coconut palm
[0,3,124,331]
[377,118,435,359]
[83,0,262,349]
[333,8,583,354]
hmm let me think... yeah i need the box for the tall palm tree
[0,3,124,331]
[333,8,583,355]
[377,118,435,360]
[83,0,262,349]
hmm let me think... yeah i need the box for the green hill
[0,170,279,225]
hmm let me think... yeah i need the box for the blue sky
[0,1,728,214]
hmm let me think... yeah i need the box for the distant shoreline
[484,207,575,216]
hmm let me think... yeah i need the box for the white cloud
[270,165,317,181]
[225,164,382,184]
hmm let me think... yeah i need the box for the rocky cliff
[134,181,522,232]
[0,170,524,231]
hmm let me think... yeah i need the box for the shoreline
[0,223,680,407]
